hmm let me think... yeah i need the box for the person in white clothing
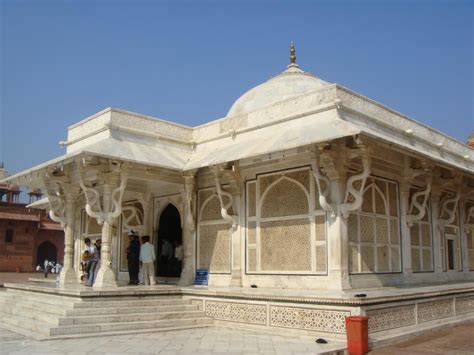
[139,235,156,285]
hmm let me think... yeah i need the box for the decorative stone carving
[455,295,474,315]
[211,165,238,227]
[310,149,333,214]
[206,301,267,325]
[340,145,372,218]
[78,162,129,226]
[417,299,454,323]
[406,171,433,227]
[367,305,416,333]
[270,306,349,333]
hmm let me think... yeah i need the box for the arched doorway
[157,204,182,277]
[36,241,57,268]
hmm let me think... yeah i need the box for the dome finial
[290,41,296,65]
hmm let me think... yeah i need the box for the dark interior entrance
[447,239,455,270]
[36,241,57,267]
[156,204,182,277]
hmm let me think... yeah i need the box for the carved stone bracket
[340,145,372,218]
[437,172,463,230]
[310,149,333,215]
[211,164,238,227]
[77,161,129,225]
[438,191,460,229]
[406,169,433,227]
[43,173,78,227]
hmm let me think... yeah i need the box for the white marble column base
[93,264,118,288]
[59,267,77,285]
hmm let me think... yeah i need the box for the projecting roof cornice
[2,83,473,187]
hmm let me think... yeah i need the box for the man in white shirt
[139,235,156,285]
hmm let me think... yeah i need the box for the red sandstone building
[0,164,63,272]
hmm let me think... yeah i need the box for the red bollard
[345,316,369,355]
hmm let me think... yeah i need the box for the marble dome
[227,62,330,117]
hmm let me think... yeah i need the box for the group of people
[36,260,62,277]
[126,231,156,285]
[80,232,180,287]
[81,238,101,287]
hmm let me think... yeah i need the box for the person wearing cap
[126,231,140,285]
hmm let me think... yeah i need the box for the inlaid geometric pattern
[200,196,222,221]
[270,306,349,333]
[455,295,474,315]
[248,182,256,217]
[348,176,401,274]
[206,301,267,325]
[361,245,375,272]
[198,223,231,273]
[422,249,432,271]
[247,222,256,244]
[315,215,326,241]
[421,224,431,246]
[376,245,390,272]
[350,246,359,273]
[259,174,281,197]
[412,248,421,272]
[199,189,214,210]
[417,299,454,323]
[362,187,373,213]
[391,247,401,271]
[390,219,400,244]
[286,169,310,193]
[367,305,416,333]
[248,248,256,272]
[260,218,311,271]
[360,215,374,242]
[348,214,358,242]
[261,178,308,218]
[374,188,386,215]
[375,217,389,243]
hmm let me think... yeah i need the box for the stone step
[0,313,53,336]
[0,296,69,316]
[59,310,206,325]
[3,290,77,308]
[51,316,214,336]
[79,294,183,302]
[1,305,60,325]
[65,303,198,316]
[72,298,191,309]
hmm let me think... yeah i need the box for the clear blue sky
[1,0,473,176]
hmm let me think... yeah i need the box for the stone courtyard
[0,320,473,354]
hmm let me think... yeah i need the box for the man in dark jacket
[126,231,140,285]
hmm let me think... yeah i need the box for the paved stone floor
[370,320,474,354]
[0,326,343,354]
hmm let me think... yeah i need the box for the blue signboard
[194,268,209,286]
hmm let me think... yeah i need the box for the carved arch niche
[246,167,327,274]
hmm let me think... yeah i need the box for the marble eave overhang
[2,84,473,188]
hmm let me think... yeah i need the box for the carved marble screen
[197,187,232,273]
[409,188,433,272]
[246,167,327,274]
[348,177,401,274]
